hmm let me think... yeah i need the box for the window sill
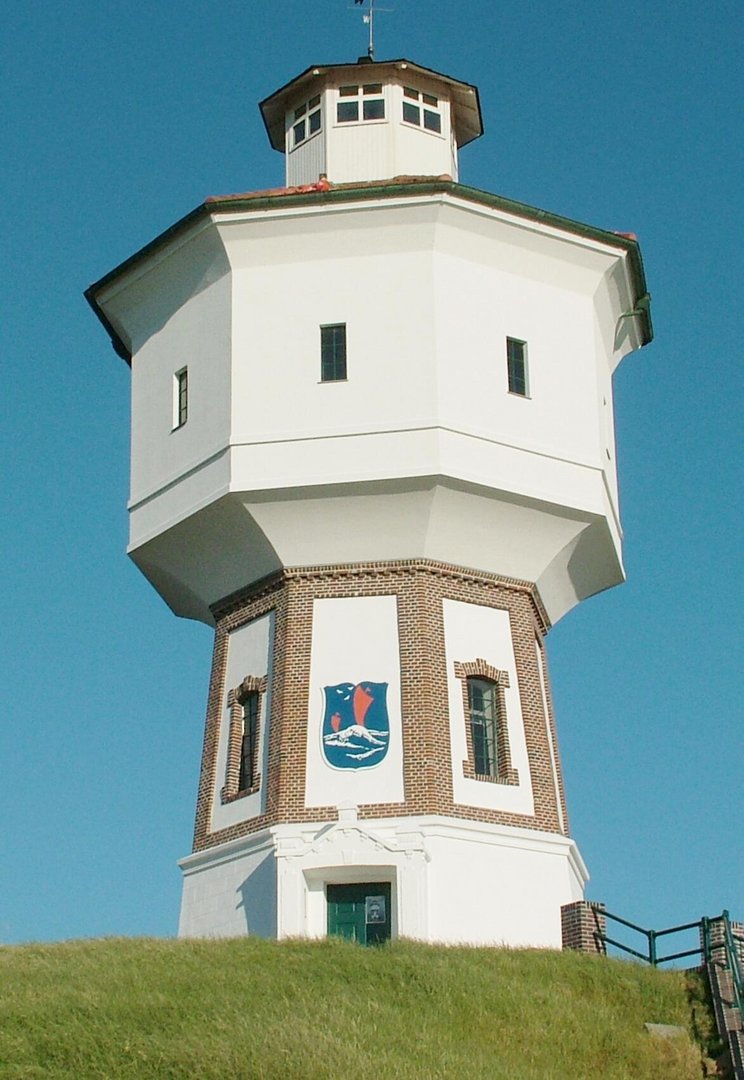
[334,118,387,129]
[289,129,323,153]
[220,781,261,804]
[462,761,520,786]
[401,120,445,139]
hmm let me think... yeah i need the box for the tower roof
[259,58,483,152]
[85,177,653,365]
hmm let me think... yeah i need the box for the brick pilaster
[561,900,606,955]
[701,917,744,968]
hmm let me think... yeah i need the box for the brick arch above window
[454,659,519,786]
[221,674,268,804]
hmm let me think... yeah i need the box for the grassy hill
[0,936,714,1079]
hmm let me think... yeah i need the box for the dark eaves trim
[85,178,653,365]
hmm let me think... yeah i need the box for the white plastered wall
[179,830,277,938]
[125,226,232,507]
[423,820,586,947]
[178,812,586,946]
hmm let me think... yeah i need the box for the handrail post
[720,910,744,1015]
[701,915,710,965]
[721,909,731,970]
[648,928,657,967]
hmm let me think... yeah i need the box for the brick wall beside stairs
[561,900,606,954]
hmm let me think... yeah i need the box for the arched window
[238,690,259,792]
[222,674,267,803]
[467,677,499,778]
[454,659,519,786]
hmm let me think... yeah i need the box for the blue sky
[2,0,742,944]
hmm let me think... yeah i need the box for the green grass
[0,936,711,1079]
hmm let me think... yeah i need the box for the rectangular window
[337,85,385,125]
[402,87,443,135]
[321,324,347,382]
[402,101,420,125]
[506,337,529,396]
[363,98,385,121]
[289,95,322,148]
[174,367,188,428]
[337,100,359,123]
[468,678,499,778]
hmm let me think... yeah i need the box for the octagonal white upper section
[88,182,650,626]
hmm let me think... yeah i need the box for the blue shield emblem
[322,682,390,770]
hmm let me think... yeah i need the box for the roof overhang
[259,58,484,152]
[85,177,653,364]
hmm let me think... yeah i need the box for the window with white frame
[506,337,529,397]
[336,83,385,124]
[401,86,442,133]
[291,94,322,148]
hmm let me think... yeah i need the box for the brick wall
[702,917,744,969]
[191,559,569,853]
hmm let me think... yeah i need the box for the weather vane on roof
[353,0,391,62]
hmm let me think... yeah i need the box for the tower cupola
[259,58,483,186]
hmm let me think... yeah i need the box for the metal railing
[597,906,702,966]
[702,911,744,1017]
[595,905,744,1014]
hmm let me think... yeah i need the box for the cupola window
[402,86,442,134]
[292,94,322,148]
[336,84,386,124]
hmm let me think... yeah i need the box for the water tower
[86,55,651,946]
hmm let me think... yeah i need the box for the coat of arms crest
[321,681,390,770]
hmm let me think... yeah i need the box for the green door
[327,882,391,945]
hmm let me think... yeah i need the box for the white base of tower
[178,809,587,948]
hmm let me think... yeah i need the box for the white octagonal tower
[86,56,651,947]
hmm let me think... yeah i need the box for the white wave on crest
[323,724,388,747]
